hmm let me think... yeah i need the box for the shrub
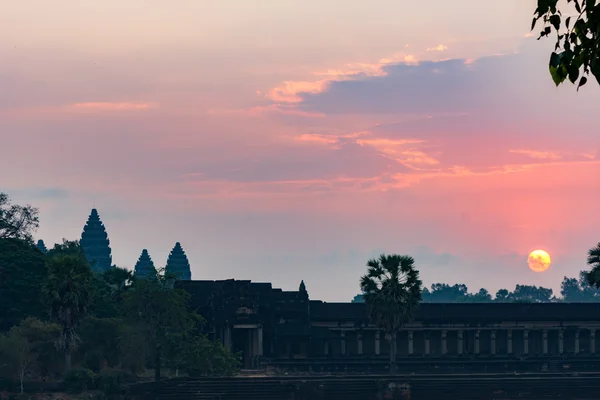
[97,368,134,396]
[64,367,97,393]
[83,350,105,373]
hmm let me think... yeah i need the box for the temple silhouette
[134,249,156,278]
[72,209,193,279]
[81,209,113,273]
[41,209,600,373]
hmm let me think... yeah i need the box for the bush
[64,367,97,394]
[83,350,105,373]
[97,368,134,396]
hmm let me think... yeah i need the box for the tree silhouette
[43,254,94,371]
[532,0,600,88]
[360,254,422,373]
[585,242,600,288]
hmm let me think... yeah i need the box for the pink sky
[1,0,599,301]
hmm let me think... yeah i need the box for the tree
[532,0,600,88]
[509,284,554,303]
[561,271,600,301]
[468,288,493,302]
[0,318,60,393]
[421,283,469,302]
[0,238,47,330]
[495,289,510,302]
[181,335,240,377]
[121,268,201,381]
[351,294,365,303]
[43,254,94,372]
[77,317,124,372]
[88,267,134,319]
[360,254,422,374]
[586,242,600,288]
[46,239,86,259]
[0,324,36,393]
[0,193,39,242]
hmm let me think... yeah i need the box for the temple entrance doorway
[231,324,263,369]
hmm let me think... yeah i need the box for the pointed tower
[80,208,113,273]
[35,239,47,254]
[134,249,156,278]
[164,242,191,280]
[299,280,306,293]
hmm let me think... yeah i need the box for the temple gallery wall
[39,209,600,372]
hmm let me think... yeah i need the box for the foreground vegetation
[0,194,239,398]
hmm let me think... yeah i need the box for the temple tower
[164,242,191,280]
[35,239,47,254]
[299,280,306,293]
[80,208,113,273]
[134,249,156,278]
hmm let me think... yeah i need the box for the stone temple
[134,249,156,278]
[165,242,191,280]
[80,208,113,273]
[35,239,47,254]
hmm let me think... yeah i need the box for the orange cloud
[265,51,422,104]
[295,133,339,145]
[426,44,448,52]
[266,80,330,103]
[294,131,370,147]
[509,149,562,160]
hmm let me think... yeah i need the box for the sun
[528,249,552,272]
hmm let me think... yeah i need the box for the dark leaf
[550,14,561,30]
[577,76,588,90]
[549,64,568,86]
[549,51,561,67]
[568,64,580,83]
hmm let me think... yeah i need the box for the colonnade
[331,328,598,357]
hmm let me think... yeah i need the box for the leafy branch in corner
[532,0,600,89]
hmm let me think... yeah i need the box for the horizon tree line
[353,271,600,304]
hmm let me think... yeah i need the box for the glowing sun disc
[528,249,551,272]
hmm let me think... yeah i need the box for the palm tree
[585,242,600,288]
[43,254,94,371]
[360,254,422,374]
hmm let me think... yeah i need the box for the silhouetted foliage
[586,242,600,288]
[121,268,204,381]
[46,239,86,259]
[0,318,61,393]
[561,271,600,301]
[421,283,469,302]
[43,253,95,371]
[509,284,554,303]
[532,0,600,88]
[0,193,39,242]
[0,238,47,330]
[360,254,422,373]
[357,279,593,303]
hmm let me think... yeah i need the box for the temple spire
[134,249,156,278]
[35,239,47,254]
[164,242,191,280]
[299,280,306,293]
[80,208,113,273]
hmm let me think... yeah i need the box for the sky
[1,0,599,301]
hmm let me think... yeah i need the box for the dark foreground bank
[128,372,600,400]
